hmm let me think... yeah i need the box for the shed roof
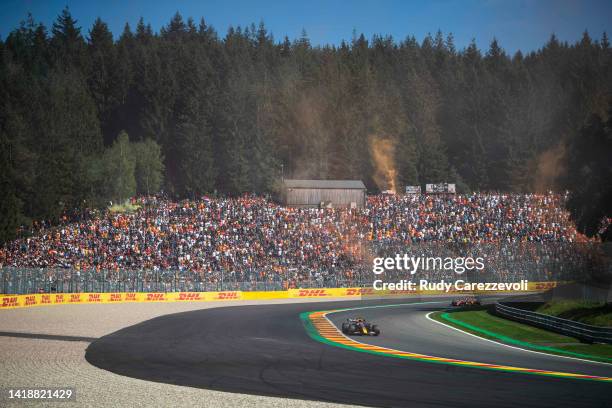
[282,179,366,189]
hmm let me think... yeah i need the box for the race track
[86,298,611,407]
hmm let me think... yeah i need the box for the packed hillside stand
[281,180,367,208]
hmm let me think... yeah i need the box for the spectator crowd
[0,193,600,292]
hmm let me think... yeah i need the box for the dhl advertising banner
[241,291,289,300]
[288,288,374,298]
[286,282,559,298]
[0,282,558,309]
[0,291,244,309]
[289,288,351,298]
[368,281,559,297]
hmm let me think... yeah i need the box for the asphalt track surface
[86,298,611,407]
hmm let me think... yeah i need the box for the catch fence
[0,267,371,294]
[2,242,608,294]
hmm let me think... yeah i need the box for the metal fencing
[494,302,612,344]
[0,267,373,294]
[2,241,608,295]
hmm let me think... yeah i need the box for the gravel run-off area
[0,298,354,407]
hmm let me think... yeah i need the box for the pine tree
[176,97,216,197]
[50,7,86,69]
[0,130,23,242]
[565,110,612,238]
[87,18,118,142]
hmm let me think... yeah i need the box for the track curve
[86,299,611,407]
[325,302,612,378]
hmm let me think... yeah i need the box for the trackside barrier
[0,291,245,308]
[0,281,557,309]
[287,282,559,298]
[494,302,612,344]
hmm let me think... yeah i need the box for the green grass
[536,300,612,327]
[108,200,141,213]
[431,307,612,364]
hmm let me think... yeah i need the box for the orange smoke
[369,135,397,193]
[533,143,566,192]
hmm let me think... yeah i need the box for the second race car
[451,296,481,306]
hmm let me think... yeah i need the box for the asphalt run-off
[86,298,611,407]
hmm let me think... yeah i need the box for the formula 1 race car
[341,318,381,336]
[451,297,481,307]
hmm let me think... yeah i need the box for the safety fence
[0,281,558,309]
[494,302,612,344]
[0,267,371,294]
[3,242,605,295]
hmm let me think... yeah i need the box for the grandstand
[0,192,601,294]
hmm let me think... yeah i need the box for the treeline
[565,111,612,239]
[1,8,611,241]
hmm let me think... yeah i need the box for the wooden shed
[281,179,366,208]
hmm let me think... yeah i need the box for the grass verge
[430,307,612,364]
[536,300,612,327]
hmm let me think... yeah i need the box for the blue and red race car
[341,318,381,336]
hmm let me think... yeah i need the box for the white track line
[425,311,612,367]
[322,301,612,368]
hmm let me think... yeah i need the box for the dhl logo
[88,294,101,302]
[1,297,18,307]
[41,295,52,304]
[535,282,556,290]
[214,292,238,300]
[110,293,122,302]
[146,293,165,301]
[55,294,65,303]
[25,295,37,306]
[345,288,375,296]
[69,294,82,303]
[298,289,329,297]
[178,293,202,301]
[125,293,137,301]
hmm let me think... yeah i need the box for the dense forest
[1,8,611,242]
